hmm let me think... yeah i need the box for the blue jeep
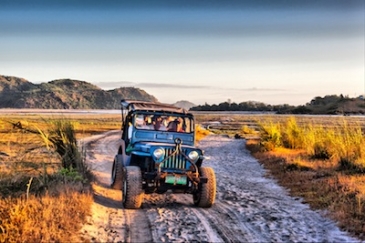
[110,99,216,209]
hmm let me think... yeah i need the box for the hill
[172,100,196,110]
[0,75,158,109]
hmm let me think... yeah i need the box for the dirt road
[79,130,360,242]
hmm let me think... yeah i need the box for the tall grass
[251,116,365,239]
[195,124,211,142]
[259,116,365,170]
[0,118,92,243]
[259,120,282,151]
[39,119,87,174]
[0,187,92,243]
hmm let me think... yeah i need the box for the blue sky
[1,0,364,105]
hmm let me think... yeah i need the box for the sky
[0,0,364,106]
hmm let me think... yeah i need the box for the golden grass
[0,185,92,243]
[246,115,365,240]
[0,114,99,243]
[195,124,212,142]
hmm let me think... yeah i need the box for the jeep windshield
[133,112,194,133]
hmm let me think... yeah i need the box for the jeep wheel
[123,166,144,209]
[110,155,123,190]
[193,167,216,208]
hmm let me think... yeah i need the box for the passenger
[144,115,153,126]
[167,117,184,132]
[136,115,153,130]
[153,116,165,130]
[176,117,185,132]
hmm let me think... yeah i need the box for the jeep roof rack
[121,99,188,114]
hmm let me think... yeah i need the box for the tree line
[190,95,365,114]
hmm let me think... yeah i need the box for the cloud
[93,81,209,90]
[94,81,288,92]
[137,82,208,89]
[137,83,287,92]
[92,81,135,89]
[237,87,287,92]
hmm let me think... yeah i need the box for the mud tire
[123,166,144,209]
[193,167,216,208]
[110,155,123,190]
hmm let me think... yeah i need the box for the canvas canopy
[121,99,188,114]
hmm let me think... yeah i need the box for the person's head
[144,115,151,125]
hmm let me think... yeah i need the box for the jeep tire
[110,155,124,190]
[123,166,144,209]
[193,167,216,208]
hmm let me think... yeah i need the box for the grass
[246,116,365,240]
[0,184,92,243]
[0,115,102,243]
[195,124,212,142]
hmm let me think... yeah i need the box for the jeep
[110,99,216,209]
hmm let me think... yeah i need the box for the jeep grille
[161,148,188,170]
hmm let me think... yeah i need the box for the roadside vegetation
[194,113,365,239]
[0,114,120,243]
[244,116,365,240]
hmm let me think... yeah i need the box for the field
[1,110,365,241]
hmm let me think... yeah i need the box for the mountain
[0,75,158,109]
[172,100,196,110]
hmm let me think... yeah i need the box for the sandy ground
[79,130,362,243]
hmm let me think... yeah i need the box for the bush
[259,121,282,151]
[281,117,304,149]
[257,117,365,173]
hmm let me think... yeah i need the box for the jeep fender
[118,139,131,167]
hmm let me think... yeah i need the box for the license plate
[165,175,187,185]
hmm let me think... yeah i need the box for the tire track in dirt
[81,131,153,243]
[124,210,153,243]
[191,201,263,243]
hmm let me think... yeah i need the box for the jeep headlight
[153,148,165,160]
[188,151,199,162]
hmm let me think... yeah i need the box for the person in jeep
[167,117,184,132]
[153,115,166,131]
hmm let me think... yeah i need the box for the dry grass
[246,115,365,240]
[195,124,212,142]
[0,184,92,243]
[0,114,100,243]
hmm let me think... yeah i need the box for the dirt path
[79,131,361,243]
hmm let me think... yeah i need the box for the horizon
[2,74,363,107]
[0,1,364,106]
